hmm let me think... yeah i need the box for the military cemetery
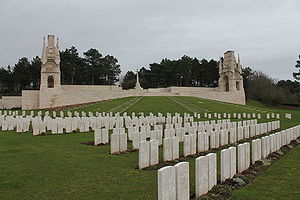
[1,1,300,200]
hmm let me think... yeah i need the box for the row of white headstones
[157,125,300,200]
[136,120,280,169]
[0,110,285,135]
[0,112,197,134]
[0,110,292,135]
[0,109,292,119]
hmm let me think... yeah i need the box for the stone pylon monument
[218,51,244,92]
[135,70,143,90]
[40,35,61,90]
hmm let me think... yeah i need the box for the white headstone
[110,133,120,154]
[221,149,230,182]
[172,137,179,160]
[119,133,128,152]
[158,166,176,200]
[94,129,101,145]
[229,147,236,178]
[183,135,191,157]
[139,141,150,169]
[195,156,209,197]
[150,140,159,166]
[207,153,217,190]
[163,138,173,161]
[190,134,197,155]
[175,162,189,200]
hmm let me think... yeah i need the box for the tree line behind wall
[0,47,121,94]
[121,56,219,89]
[122,61,300,106]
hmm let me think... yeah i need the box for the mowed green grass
[66,96,136,114]
[230,145,300,200]
[0,96,299,200]
[125,96,189,115]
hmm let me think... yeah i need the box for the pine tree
[293,55,300,80]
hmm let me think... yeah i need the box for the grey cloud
[0,0,299,81]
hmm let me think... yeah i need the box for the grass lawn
[230,145,300,200]
[0,96,299,200]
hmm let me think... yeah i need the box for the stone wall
[20,85,245,110]
[179,90,246,105]
[22,90,40,110]
[61,85,122,91]
[37,87,134,109]
[0,96,22,109]
[168,86,217,93]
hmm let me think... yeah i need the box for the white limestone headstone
[163,138,173,161]
[190,134,197,155]
[119,133,128,152]
[183,135,191,157]
[172,137,179,160]
[150,140,159,166]
[158,166,176,200]
[139,141,150,169]
[207,153,217,190]
[195,156,209,197]
[221,149,230,182]
[110,133,120,154]
[94,129,101,145]
[101,129,109,144]
[175,162,189,200]
[229,147,236,178]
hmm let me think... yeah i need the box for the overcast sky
[0,0,299,80]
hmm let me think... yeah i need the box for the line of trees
[0,47,121,94]
[293,54,300,80]
[121,56,219,89]
[0,57,41,94]
[243,68,300,106]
